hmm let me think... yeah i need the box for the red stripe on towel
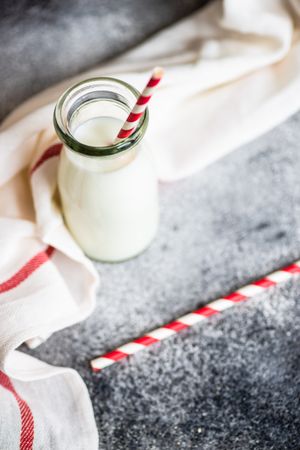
[0,246,54,294]
[0,371,34,450]
[30,143,62,175]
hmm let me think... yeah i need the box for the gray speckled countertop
[0,0,209,121]
[26,111,300,449]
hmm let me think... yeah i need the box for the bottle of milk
[54,77,159,262]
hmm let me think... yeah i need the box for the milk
[58,116,159,261]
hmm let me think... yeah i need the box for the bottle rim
[53,77,149,157]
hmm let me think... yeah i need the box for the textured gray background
[26,111,300,449]
[3,0,300,448]
[0,0,209,121]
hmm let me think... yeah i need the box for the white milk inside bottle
[57,114,159,262]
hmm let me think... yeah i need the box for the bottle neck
[63,143,140,173]
[54,77,148,158]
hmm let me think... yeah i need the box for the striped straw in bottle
[115,67,163,143]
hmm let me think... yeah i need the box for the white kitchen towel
[1,0,300,448]
[0,128,99,449]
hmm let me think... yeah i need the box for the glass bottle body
[54,78,159,262]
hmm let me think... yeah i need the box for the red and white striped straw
[115,67,164,142]
[91,260,300,372]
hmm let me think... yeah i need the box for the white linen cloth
[1,0,300,448]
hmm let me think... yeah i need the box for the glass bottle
[54,77,159,262]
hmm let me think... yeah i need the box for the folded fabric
[0,131,99,448]
[1,0,300,448]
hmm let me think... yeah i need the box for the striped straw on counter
[91,260,300,372]
[115,67,163,142]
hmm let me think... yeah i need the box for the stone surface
[0,0,208,121]
[26,111,300,449]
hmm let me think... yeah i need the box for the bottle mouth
[53,77,149,157]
